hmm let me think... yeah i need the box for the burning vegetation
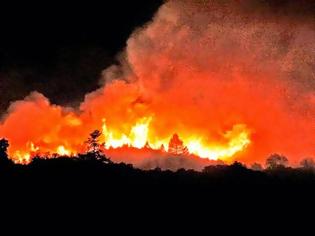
[0,0,315,168]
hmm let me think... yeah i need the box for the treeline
[1,136,314,224]
[1,137,315,187]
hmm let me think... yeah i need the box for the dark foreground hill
[2,157,315,196]
[1,156,315,229]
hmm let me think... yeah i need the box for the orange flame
[5,110,251,164]
[100,116,250,161]
[1,1,315,167]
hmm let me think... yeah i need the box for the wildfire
[186,128,250,161]
[102,117,152,149]
[13,151,31,164]
[101,116,250,161]
[1,0,314,167]
[56,145,71,156]
[7,115,251,164]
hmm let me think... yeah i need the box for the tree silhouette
[168,134,188,155]
[266,154,288,169]
[0,138,12,166]
[300,158,315,170]
[86,130,102,153]
[84,130,111,163]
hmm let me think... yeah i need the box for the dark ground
[2,156,315,199]
[1,156,313,231]
[1,1,314,228]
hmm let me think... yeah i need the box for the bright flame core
[186,130,250,161]
[4,0,315,167]
[101,116,250,161]
[102,117,152,149]
[7,113,251,164]
[56,146,71,156]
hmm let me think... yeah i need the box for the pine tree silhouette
[168,134,188,155]
[84,130,111,163]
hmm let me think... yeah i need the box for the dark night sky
[0,1,163,113]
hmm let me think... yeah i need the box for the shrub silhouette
[266,154,288,169]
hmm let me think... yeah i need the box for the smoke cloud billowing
[1,0,315,168]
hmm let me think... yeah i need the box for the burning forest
[0,0,315,169]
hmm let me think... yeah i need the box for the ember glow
[1,0,315,167]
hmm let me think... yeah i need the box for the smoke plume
[1,0,315,168]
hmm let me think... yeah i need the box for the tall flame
[1,0,315,167]
[56,146,71,156]
[186,125,251,161]
[101,116,250,161]
[102,117,152,149]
